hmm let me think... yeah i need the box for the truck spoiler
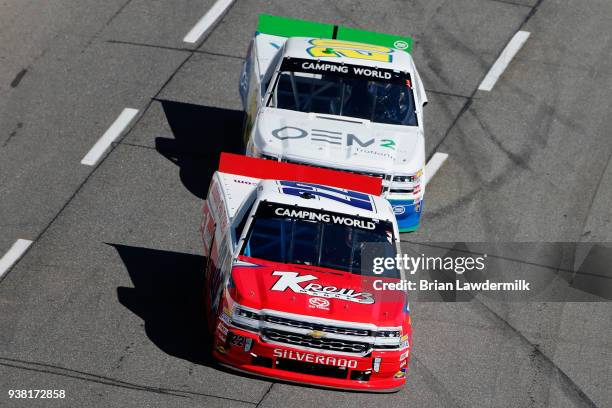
[219,153,382,195]
[256,14,413,53]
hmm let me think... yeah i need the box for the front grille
[275,358,348,379]
[263,328,371,354]
[264,315,372,337]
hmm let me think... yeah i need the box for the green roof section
[256,14,413,53]
[257,14,334,39]
[336,26,413,53]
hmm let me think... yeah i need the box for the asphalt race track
[1,0,611,407]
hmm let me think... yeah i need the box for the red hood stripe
[219,152,382,195]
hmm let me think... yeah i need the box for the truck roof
[215,172,394,223]
[258,179,394,221]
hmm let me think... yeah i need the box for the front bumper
[213,326,408,392]
[389,198,423,233]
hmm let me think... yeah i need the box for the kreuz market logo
[271,271,375,304]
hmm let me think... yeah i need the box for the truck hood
[230,257,407,327]
[254,108,425,175]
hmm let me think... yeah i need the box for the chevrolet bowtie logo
[308,330,326,339]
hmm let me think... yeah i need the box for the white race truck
[239,14,428,232]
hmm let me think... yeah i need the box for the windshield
[267,58,417,126]
[241,202,398,276]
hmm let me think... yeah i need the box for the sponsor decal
[300,61,393,79]
[308,297,330,310]
[273,206,375,229]
[217,322,229,336]
[216,345,226,354]
[271,126,308,140]
[380,139,396,150]
[218,332,227,342]
[219,313,231,325]
[233,178,258,185]
[300,61,349,74]
[305,39,393,63]
[400,359,407,368]
[277,182,374,212]
[346,133,373,147]
[271,126,399,154]
[219,308,232,325]
[274,349,358,368]
[354,147,395,159]
[393,205,405,215]
[394,370,405,379]
[228,333,246,348]
[394,40,410,50]
[271,271,375,304]
[400,350,409,361]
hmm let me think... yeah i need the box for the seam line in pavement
[579,148,612,240]
[255,383,275,408]
[428,98,472,161]
[118,141,158,150]
[425,89,471,99]
[487,0,532,7]
[0,357,256,405]
[81,0,134,52]
[105,39,245,60]
[105,0,134,28]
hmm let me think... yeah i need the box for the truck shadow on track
[155,99,245,199]
[111,243,213,365]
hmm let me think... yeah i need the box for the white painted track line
[478,31,530,91]
[81,108,139,166]
[425,152,449,186]
[183,0,235,44]
[0,239,33,279]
